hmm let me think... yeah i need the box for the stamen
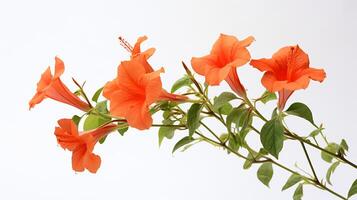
[118,36,133,53]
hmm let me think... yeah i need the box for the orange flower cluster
[29,34,326,173]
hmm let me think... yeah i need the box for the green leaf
[187,103,203,136]
[95,100,109,113]
[271,108,278,118]
[257,163,273,187]
[258,90,277,104]
[339,139,349,156]
[226,107,252,134]
[340,139,349,151]
[99,135,107,144]
[326,161,340,185]
[172,136,195,153]
[282,174,302,191]
[260,117,285,159]
[83,114,111,131]
[228,134,240,152]
[286,102,314,125]
[293,184,304,200]
[348,179,357,198]
[219,103,233,115]
[321,143,339,163]
[118,126,128,136]
[92,87,104,102]
[72,115,81,126]
[213,92,238,111]
[243,153,255,170]
[309,129,320,138]
[171,75,192,93]
[243,149,267,170]
[158,126,176,146]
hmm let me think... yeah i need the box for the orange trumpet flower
[250,45,326,110]
[54,119,117,173]
[119,35,187,101]
[191,34,254,97]
[103,56,170,130]
[29,57,91,112]
[104,36,186,130]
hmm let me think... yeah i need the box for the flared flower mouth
[103,36,188,130]
[191,34,254,97]
[250,45,326,110]
[55,119,118,173]
[29,57,91,112]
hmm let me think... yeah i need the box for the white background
[0,0,356,199]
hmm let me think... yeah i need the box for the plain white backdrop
[0,0,356,199]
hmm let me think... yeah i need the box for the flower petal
[237,36,255,48]
[250,58,277,72]
[205,65,231,85]
[211,34,239,62]
[72,145,86,172]
[301,68,326,82]
[84,152,101,173]
[125,102,152,130]
[54,57,65,79]
[261,71,287,92]
[191,55,217,76]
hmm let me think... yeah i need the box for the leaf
[83,114,111,131]
[213,92,238,111]
[228,134,240,152]
[243,153,255,170]
[72,115,81,126]
[258,90,277,104]
[271,108,278,118]
[321,143,339,163]
[172,136,195,153]
[282,174,302,191]
[309,129,320,138]
[158,126,176,146]
[99,135,107,144]
[257,163,273,187]
[293,184,303,200]
[181,140,202,152]
[339,139,349,156]
[286,102,314,125]
[92,87,104,102]
[226,107,252,134]
[326,161,340,185]
[219,103,233,115]
[348,179,357,198]
[95,100,109,113]
[260,117,285,159]
[171,75,192,93]
[187,103,203,136]
[117,126,128,136]
[340,139,349,151]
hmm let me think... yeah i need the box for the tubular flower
[119,36,187,101]
[250,45,326,110]
[54,119,117,173]
[191,34,255,97]
[103,57,165,130]
[29,57,91,112]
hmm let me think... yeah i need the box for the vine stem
[197,121,347,200]
[300,141,319,181]
[243,96,357,169]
